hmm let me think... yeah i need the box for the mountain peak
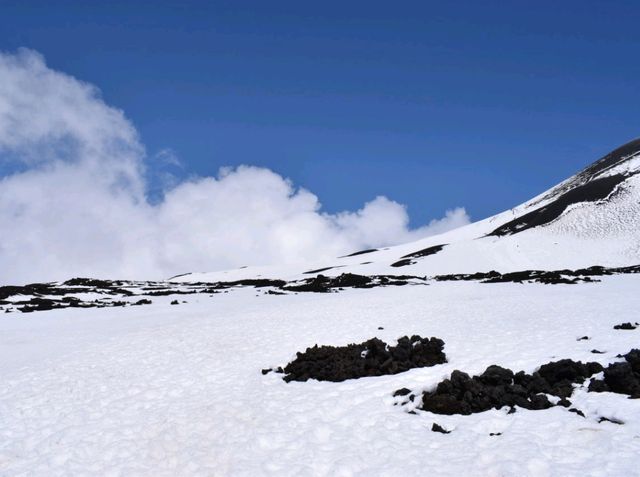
[578,137,640,181]
[490,138,640,236]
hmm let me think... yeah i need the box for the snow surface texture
[1,276,640,476]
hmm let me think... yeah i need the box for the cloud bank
[0,49,470,284]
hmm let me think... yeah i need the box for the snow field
[1,277,640,476]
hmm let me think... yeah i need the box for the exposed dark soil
[390,259,414,268]
[402,244,447,259]
[340,248,379,258]
[216,278,288,289]
[534,138,640,204]
[489,174,629,236]
[391,244,447,267]
[303,266,340,275]
[281,335,446,383]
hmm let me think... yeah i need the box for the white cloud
[0,49,470,284]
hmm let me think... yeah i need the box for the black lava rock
[599,416,624,425]
[613,322,637,330]
[393,388,412,397]
[282,335,446,383]
[421,359,602,415]
[589,349,640,398]
[431,423,450,434]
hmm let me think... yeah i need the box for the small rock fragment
[431,423,450,434]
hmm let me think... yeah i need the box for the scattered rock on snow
[393,388,412,397]
[431,423,451,434]
[433,265,640,285]
[613,322,637,330]
[282,273,427,293]
[261,367,284,375]
[569,408,585,417]
[598,416,624,425]
[2,264,640,314]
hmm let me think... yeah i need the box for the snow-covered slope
[172,138,640,283]
[2,140,640,477]
[2,275,640,476]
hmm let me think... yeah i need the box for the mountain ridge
[172,139,640,283]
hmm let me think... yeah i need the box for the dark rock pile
[419,359,603,415]
[282,335,446,382]
[589,349,640,397]
[412,349,640,416]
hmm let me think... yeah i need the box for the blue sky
[2,0,640,224]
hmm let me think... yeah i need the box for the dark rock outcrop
[419,359,603,415]
[589,349,640,398]
[282,335,446,383]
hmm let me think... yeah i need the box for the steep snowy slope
[173,138,640,283]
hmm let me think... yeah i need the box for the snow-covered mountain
[1,140,639,477]
[174,138,640,283]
